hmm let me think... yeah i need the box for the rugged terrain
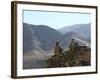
[23,23,91,69]
[46,46,91,68]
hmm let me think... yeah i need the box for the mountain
[23,23,62,69]
[23,23,90,53]
[59,32,90,49]
[23,23,62,53]
[23,23,42,53]
[31,24,62,50]
[58,23,91,39]
[23,23,91,69]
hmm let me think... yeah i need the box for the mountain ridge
[23,23,91,69]
[23,23,90,53]
[58,23,91,39]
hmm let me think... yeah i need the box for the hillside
[31,24,62,50]
[23,23,62,69]
[23,23,90,53]
[23,23,62,53]
[59,31,90,49]
[58,23,91,39]
[23,23,91,69]
[46,45,91,68]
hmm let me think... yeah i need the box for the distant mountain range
[23,23,91,69]
[23,23,90,53]
[23,23,62,53]
[58,23,91,39]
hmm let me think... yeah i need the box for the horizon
[23,10,91,29]
[23,22,90,30]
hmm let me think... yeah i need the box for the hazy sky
[23,10,91,29]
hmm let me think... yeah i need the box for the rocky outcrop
[46,44,90,68]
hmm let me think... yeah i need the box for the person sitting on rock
[54,41,63,55]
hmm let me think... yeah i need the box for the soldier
[54,41,63,55]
